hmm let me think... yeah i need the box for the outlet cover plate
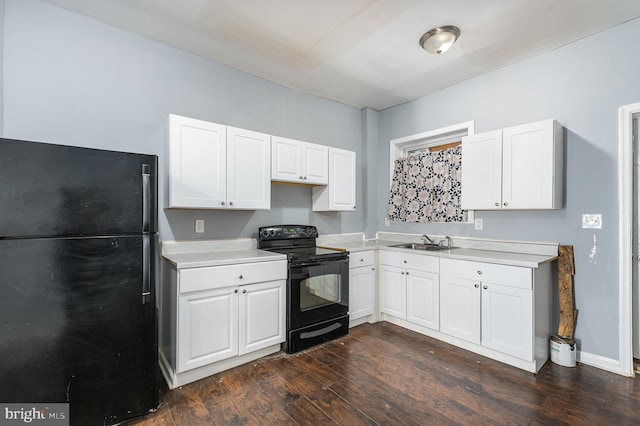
[582,214,602,229]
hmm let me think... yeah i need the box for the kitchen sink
[389,243,452,251]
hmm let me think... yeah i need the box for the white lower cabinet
[378,251,439,330]
[160,259,286,388]
[440,258,547,369]
[348,251,376,325]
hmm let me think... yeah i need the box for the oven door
[288,257,349,330]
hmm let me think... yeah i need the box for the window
[387,121,474,223]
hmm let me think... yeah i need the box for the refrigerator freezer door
[0,138,158,238]
[0,235,158,425]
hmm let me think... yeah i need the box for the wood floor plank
[126,322,640,425]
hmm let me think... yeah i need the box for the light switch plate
[582,214,602,229]
[195,219,205,233]
[474,218,483,230]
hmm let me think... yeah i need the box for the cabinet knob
[477,270,482,275]
[221,201,226,206]
[360,258,364,262]
[503,202,508,206]
[406,272,410,275]
[299,176,304,180]
[495,202,499,207]
[474,283,479,288]
[372,267,375,271]
[401,271,405,275]
[239,275,243,279]
[353,206,356,209]
[403,260,407,264]
[243,289,247,293]
[483,285,488,290]
[234,289,238,293]
[229,201,234,206]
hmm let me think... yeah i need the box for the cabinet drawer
[440,258,531,289]
[179,260,287,294]
[379,250,439,273]
[349,250,374,268]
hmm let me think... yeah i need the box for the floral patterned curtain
[386,146,467,223]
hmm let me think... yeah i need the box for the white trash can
[550,335,576,367]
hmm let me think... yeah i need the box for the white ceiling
[42,0,640,110]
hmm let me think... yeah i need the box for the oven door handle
[292,257,349,268]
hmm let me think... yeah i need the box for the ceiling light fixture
[419,25,460,55]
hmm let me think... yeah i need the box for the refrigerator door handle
[142,164,151,233]
[142,236,151,304]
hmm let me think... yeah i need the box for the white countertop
[375,241,556,268]
[163,249,286,269]
[162,234,557,269]
[319,239,556,268]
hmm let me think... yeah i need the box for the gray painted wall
[377,17,640,360]
[2,0,364,242]
[3,0,639,361]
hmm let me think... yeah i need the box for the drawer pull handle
[477,270,483,275]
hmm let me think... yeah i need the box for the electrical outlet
[474,218,483,230]
[582,214,602,229]
[195,219,205,233]
[384,217,390,227]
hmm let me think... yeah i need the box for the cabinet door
[439,275,480,344]
[312,148,356,211]
[177,287,238,372]
[378,264,406,319]
[406,269,439,330]
[169,114,226,208]
[238,280,285,355]
[302,143,329,184]
[481,282,533,360]
[271,136,302,182]
[227,127,271,210]
[460,129,502,210]
[502,120,556,209]
[349,265,375,321]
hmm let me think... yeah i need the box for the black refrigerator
[0,138,159,425]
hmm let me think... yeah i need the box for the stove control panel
[258,225,318,241]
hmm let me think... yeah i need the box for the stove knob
[306,227,316,237]
[261,229,269,238]
[269,229,277,237]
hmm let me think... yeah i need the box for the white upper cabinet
[168,114,271,210]
[226,127,271,210]
[312,147,356,211]
[461,119,563,210]
[169,115,227,209]
[271,136,328,185]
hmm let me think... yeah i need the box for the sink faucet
[439,236,452,249]
[421,234,435,244]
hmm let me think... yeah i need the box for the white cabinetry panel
[169,115,226,208]
[462,119,563,210]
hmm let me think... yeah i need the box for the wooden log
[557,245,576,340]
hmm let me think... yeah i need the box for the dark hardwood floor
[127,322,640,425]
